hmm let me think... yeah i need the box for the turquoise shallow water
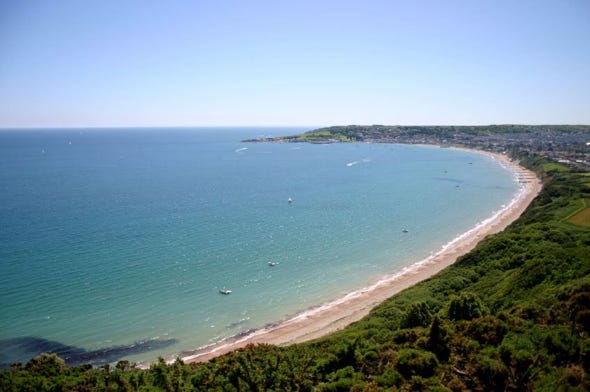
[0,127,519,366]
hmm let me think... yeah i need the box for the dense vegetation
[2,151,590,390]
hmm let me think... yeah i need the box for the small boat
[219,288,232,295]
[268,261,278,267]
[288,197,293,204]
[402,228,409,233]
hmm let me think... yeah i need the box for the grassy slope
[2,153,590,391]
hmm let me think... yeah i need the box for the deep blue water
[0,127,519,366]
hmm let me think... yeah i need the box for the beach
[2,131,528,367]
[178,151,542,365]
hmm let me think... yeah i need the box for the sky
[0,0,589,128]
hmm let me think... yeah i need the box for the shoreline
[159,149,542,366]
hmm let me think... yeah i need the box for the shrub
[24,353,67,378]
[374,366,402,388]
[464,316,508,345]
[474,355,508,390]
[544,328,579,365]
[395,349,438,378]
[401,301,433,328]
[448,292,488,321]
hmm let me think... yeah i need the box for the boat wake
[346,158,371,167]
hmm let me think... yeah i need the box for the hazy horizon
[1,123,590,132]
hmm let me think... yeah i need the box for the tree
[427,315,450,360]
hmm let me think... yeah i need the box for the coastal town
[248,124,590,170]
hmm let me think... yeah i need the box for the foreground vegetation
[2,149,590,390]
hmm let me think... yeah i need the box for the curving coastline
[155,149,542,366]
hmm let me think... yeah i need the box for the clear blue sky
[1,0,589,127]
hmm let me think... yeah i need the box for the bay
[0,127,519,365]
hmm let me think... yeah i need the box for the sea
[0,127,520,366]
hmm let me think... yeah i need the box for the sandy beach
[178,150,542,365]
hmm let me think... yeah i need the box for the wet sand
[178,150,542,364]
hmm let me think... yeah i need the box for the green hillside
[2,153,590,391]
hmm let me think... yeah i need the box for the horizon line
[1,123,590,131]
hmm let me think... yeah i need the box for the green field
[568,200,590,227]
[542,162,570,173]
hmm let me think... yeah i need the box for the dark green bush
[395,349,438,378]
[401,301,433,328]
[448,292,489,321]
